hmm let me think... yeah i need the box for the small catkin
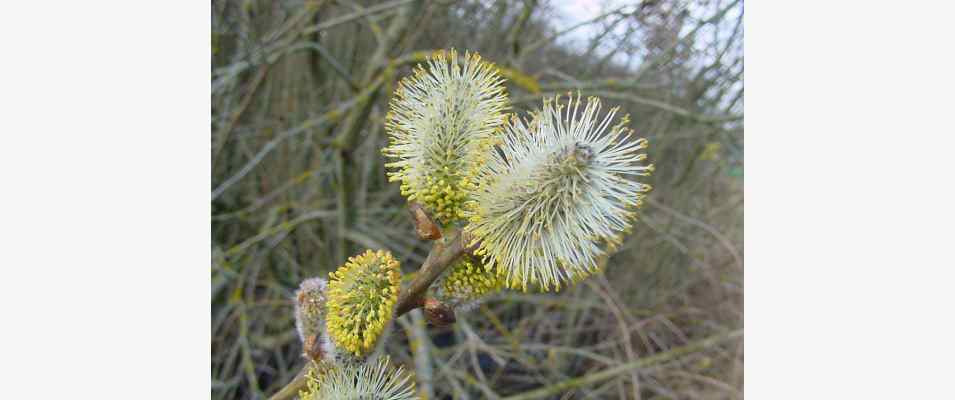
[325,249,402,358]
[435,254,504,312]
[383,49,509,227]
[294,277,329,360]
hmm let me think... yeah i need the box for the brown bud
[423,298,456,327]
[303,334,323,361]
[408,203,442,240]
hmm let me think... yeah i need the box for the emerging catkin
[383,49,509,226]
[466,94,655,292]
[294,277,330,359]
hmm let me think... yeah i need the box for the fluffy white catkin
[383,49,509,226]
[467,94,654,291]
[300,356,417,400]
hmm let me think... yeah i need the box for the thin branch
[212,1,327,93]
[500,330,743,400]
[512,90,741,123]
[591,90,742,123]
[632,0,741,82]
[212,64,270,169]
[224,210,337,258]
[211,92,364,201]
[521,4,637,57]
[398,310,435,398]
[646,198,743,270]
[505,0,538,62]
[586,278,641,400]
[301,0,417,35]
[540,77,665,92]
[293,42,359,90]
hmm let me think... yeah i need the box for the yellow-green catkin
[325,249,402,358]
[383,49,509,226]
[437,255,504,309]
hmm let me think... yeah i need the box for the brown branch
[394,229,468,315]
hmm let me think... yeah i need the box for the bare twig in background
[398,310,436,399]
[588,276,642,400]
[500,330,742,400]
[301,0,417,35]
[647,197,743,270]
[520,4,636,58]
